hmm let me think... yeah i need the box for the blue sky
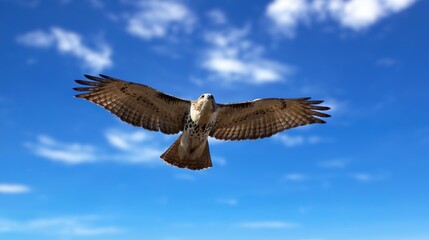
[1,0,428,239]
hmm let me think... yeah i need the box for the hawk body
[74,74,331,170]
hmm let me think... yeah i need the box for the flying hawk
[74,74,330,170]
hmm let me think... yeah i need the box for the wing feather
[74,74,190,134]
[210,98,330,140]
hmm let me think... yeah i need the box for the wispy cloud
[207,9,227,25]
[282,173,308,181]
[26,128,165,165]
[202,27,293,84]
[280,172,335,189]
[16,27,112,72]
[105,128,150,151]
[104,129,164,164]
[0,183,31,194]
[25,135,97,164]
[236,221,298,229]
[0,215,122,236]
[266,0,417,36]
[350,172,389,182]
[125,0,195,40]
[273,133,324,147]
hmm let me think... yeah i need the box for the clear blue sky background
[1,0,428,239]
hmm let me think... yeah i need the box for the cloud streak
[17,27,112,72]
[25,135,97,164]
[350,172,389,182]
[26,128,165,165]
[282,173,308,182]
[0,215,122,237]
[0,184,31,194]
[273,133,324,147]
[266,0,417,36]
[236,221,298,229]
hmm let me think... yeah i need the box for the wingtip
[73,87,91,92]
[84,74,108,82]
[74,93,86,98]
[99,74,112,79]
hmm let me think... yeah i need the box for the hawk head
[195,93,217,113]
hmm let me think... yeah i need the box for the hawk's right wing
[74,74,191,134]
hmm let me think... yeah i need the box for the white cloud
[236,221,298,229]
[207,9,227,25]
[25,135,97,165]
[16,29,54,47]
[283,173,308,181]
[105,129,150,151]
[328,0,416,30]
[266,0,417,36]
[0,215,122,236]
[0,184,31,194]
[266,0,310,37]
[202,27,292,84]
[104,129,163,164]
[126,0,195,40]
[273,133,323,147]
[17,27,112,72]
[26,129,165,165]
[350,172,389,182]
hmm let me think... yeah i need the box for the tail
[160,134,213,170]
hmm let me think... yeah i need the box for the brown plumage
[74,74,331,170]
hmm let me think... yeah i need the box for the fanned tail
[160,134,212,170]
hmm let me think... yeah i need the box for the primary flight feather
[74,74,330,170]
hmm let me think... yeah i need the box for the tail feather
[160,134,212,170]
[160,134,187,169]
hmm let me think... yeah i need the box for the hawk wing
[210,98,330,140]
[74,74,191,134]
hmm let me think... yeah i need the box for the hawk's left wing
[210,98,330,141]
[74,74,191,134]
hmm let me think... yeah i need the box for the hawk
[74,74,330,170]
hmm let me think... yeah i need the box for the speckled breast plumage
[183,114,215,142]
